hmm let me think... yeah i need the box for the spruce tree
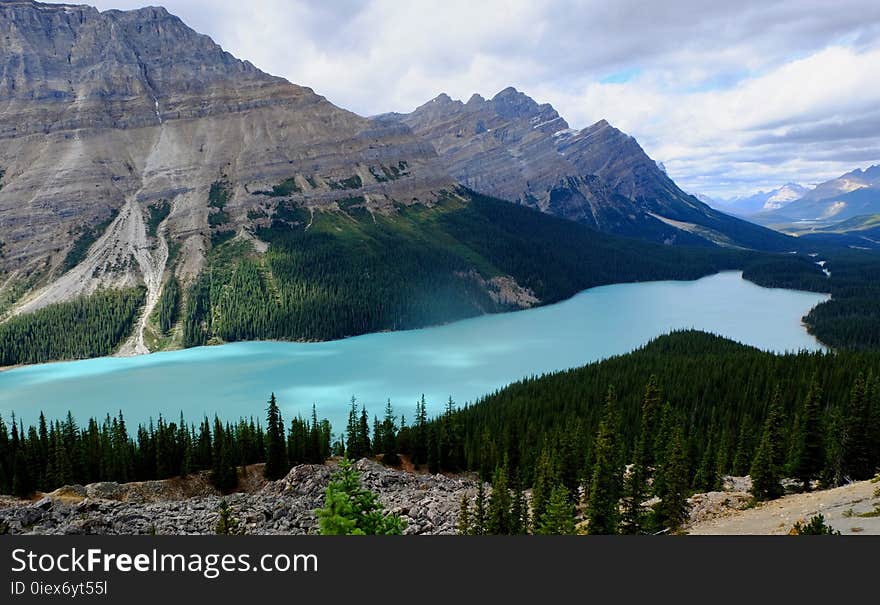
[215,499,242,535]
[12,449,33,499]
[530,448,558,527]
[750,388,785,501]
[793,377,825,490]
[653,420,691,532]
[640,375,663,469]
[456,494,471,535]
[486,463,512,535]
[620,457,648,534]
[264,393,287,480]
[843,374,872,480]
[731,415,755,476]
[316,459,404,535]
[381,399,399,467]
[472,481,486,536]
[586,386,623,535]
[537,483,576,535]
[693,436,718,493]
[821,407,846,488]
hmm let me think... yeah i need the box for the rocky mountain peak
[0,1,456,327]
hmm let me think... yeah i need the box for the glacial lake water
[0,271,829,433]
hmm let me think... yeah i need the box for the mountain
[710,183,808,216]
[754,166,880,227]
[0,1,452,334]
[378,88,792,250]
[0,1,756,365]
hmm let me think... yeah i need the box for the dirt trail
[688,479,880,535]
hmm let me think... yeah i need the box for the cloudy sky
[90,0,880,199]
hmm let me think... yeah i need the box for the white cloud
[89,0,880,197]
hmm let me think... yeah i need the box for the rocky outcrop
[379,88,790,250]
[0,459,477,535]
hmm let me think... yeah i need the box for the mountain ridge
[378,87,792,250]
[753,164,880,227]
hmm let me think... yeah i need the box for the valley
[0,1,878,539]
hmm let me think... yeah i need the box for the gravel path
[688,479,880,535]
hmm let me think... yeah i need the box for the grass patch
[255,177,301,197]
[211,230,236,248]
[62,209,119,273]
[328,175,363,190]
[209,180,231,209]
[146,200,171,238]
[856,507,880,518]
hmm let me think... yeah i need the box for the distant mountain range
[752,165,880,228]
[377,89,789,250]
[707,183,809,216]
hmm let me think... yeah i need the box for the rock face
[0,1,454,332]
[0,459,477,535]
[379,88,789,250]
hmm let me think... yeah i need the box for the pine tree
[12,449,33,499]
[586,386,623,535]
[640,375,663,469]
[793,377,825,490]
[750,430,781,501]
[413,395,428,468]
[358,406,371,458]
[732,415,755,476]
[509,471,529,534]
[821,407,846,488]
[486,463,512,535]
[653,420,691,532]
[530,448,557,527]
[215,499,242,535]
[211,418,238,492]
[750,388,785,501]
[316,459,404,535]
[381,399,399,466]
[693,436,718,493]
[537,484,576,535]
[472,481,486,536]
[620,458,648,534]
[457,493,471,535]
[843,374,872,480]
[264,393,287,480]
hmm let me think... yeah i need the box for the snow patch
[531,116,564,130]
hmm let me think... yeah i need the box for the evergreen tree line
[156,275,180,334]
[744,247,880,351]
[0,287,145,365]
[457,367,879,535]
[430,331,880,533]
[0,394,332,498]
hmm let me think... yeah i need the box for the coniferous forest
[181,191,753,346]
[0,288,145,365]
[3,331,878,534]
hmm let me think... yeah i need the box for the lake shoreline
[0,269,832,374]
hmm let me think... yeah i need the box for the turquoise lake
[0,271,829,433]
